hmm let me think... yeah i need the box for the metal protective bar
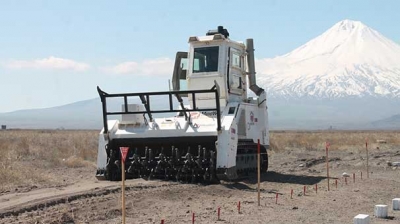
[97,85,221,134]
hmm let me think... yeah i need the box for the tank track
[236,139,268,176]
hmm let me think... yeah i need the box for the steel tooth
[185,148,192,161]
[149,148,153,161]
[187,146,191,154]
[210,151,215,163]
[133,148,139,161]
[145,146,149,159]
[159,147,165,161]
[175,148,180,161]
[204,147,210,159]
[198,145,201,158]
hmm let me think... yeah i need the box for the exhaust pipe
[246,39,264,96]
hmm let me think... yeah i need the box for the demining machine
[96,26,269,182]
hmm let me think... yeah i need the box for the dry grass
[0,130,98,191]
[270,130,400,152]
[1,129,400,191]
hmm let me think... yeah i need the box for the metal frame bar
[97,85,222,134]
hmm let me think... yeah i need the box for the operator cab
[172,26,248,110]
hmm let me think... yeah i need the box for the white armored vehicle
[96,26,269,182]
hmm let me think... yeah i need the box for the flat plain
[0,130,399,223]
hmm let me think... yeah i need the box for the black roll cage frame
[97,85,222,134]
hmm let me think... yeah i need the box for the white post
[353,214,370,224]
[257,139,260,206]
[122,161,126,224]
[392,198,400,211]
[374,205,388,218]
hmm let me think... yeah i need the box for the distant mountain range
[1,96,398,130]
[1,19,399,130]
[371,114,400,129]
[0,95,185,130]
[0,98,102,129]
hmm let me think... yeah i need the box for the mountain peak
[257,19,400,99]
[333,19,366,32]
[275,19,400,66]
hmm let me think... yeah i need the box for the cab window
[193,46,219,73]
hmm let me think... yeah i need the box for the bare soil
[0,131,400,223]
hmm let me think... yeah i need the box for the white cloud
[4,56,90,71]
[102,58,173,76]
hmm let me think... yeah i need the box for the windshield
[193,46,219,73]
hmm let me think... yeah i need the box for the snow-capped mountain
[257,19,400,98]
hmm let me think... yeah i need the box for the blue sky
[1,0,399,112]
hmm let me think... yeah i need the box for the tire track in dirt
[0,182,179,219]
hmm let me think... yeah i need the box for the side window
[232,50,242,68]
[232,49,243,68]
[180,58,188,70]
[230,49,244,91]
[180,58,188,90]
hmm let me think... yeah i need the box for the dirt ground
[0,131,400,223]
